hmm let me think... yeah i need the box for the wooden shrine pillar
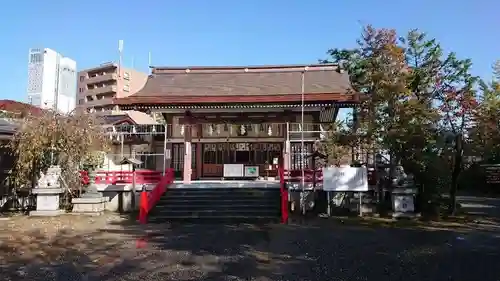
[183,114,193,184]
[195,124,203,180]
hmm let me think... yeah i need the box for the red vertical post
[139,184,148,224]
[279,166,288,224]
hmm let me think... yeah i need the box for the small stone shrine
[30,166,65,216]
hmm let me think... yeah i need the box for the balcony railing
[85,85,117,96]
[85,73,117,85]
[102,123,339,140]
[84,97,114,106]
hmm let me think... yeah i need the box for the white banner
[224,164,244,177]
[322,167,369,192]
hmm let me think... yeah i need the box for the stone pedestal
[391,187,419,218]
[30,166,65,216]
[72,197,108,216]
[72,168,108,215]
[30,188,65,216]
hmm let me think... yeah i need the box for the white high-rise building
[26,48,77,114]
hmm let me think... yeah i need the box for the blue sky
[1,0,498,103]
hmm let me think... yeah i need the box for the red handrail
[79,170,163,185]
[279,167,288,224]
[139,168,174,224]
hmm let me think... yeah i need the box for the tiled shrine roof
[114,64,358,106]
[0,100,43,116]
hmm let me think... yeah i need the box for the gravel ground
[0,214,499,281]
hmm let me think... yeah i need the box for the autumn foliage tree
[470,61,500,160]
[8,109,110,195]
[323,25,483,215]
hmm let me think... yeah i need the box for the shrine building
[108,64,359,183]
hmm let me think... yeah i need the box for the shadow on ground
[105,213,500,280]
[1,213,500,280]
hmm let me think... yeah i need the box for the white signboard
[322,167,369,192]
[244,166,259,177]
[393,195,415,213]
[224,164,244,177]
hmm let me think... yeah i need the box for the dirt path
[0,214,499,280]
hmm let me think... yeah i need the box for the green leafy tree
[324,26,412,211]
[315,121,353,166]
[434,53,478,214]
[398,30,448,207]
[470,60,500,160]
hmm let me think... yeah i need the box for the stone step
[150,209,280,219]
[147,215,281,224]
[155,203,279,212]
[166,188,280,196]
[148,187,282,222]
[158,194,281,201]
[156,196,280,205]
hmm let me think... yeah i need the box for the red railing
[286,169,323,183]
[279,167,289,224]
[79,170,163,185]
[139,168,174,224]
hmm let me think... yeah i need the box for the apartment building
[77,63,148,112]
[27,48,77,114]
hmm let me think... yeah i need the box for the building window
[123,84,130,92]
[78,99,84,104]
[80,76,85,82]
[123,72,130,80]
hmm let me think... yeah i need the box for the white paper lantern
[319,124,326,140]
[208,124,214,136]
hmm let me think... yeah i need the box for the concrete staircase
[147,187,282,222]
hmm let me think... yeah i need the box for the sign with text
[322,167,369,192]
[244,166,259,177]
[223,164,244,177]
[393,195,415,213]
[483,165,500,184]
